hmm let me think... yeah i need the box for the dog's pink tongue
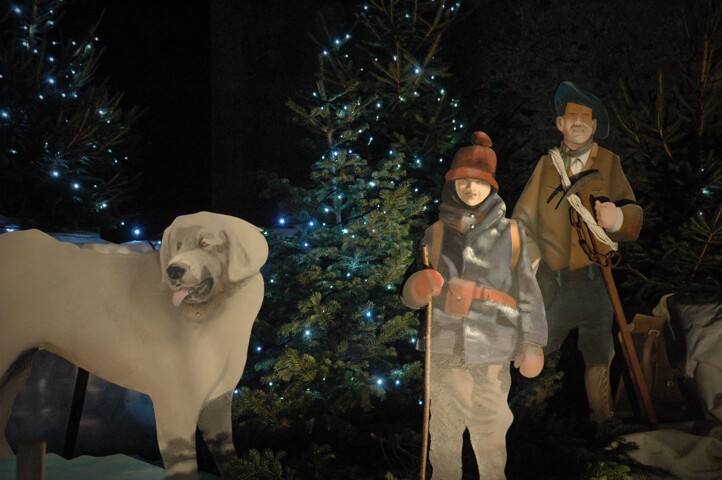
[172,289,190,307]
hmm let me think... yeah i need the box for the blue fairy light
[50,170,59,177]
[278,217,286,225]
[365,310,373,318]
[71,182,80,190]
[133,228,142,237]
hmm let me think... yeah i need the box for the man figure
[512,81,643,423]
[402,131,546,478]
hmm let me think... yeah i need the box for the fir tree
[0,0,141,233]
[612,0,722,303]
[233,1,463,478]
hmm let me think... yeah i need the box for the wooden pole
[599,263,658,428]
[17,441,46,480]
[570,202,657,428]
[420,243,432,480]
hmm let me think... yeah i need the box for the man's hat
[445,131,498,191]
[553,81,610,139]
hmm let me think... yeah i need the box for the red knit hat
[445,131,498,191]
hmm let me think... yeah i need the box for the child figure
[402,132,547,479]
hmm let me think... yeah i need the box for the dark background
[59,0,682,238]
[61,0,360,237]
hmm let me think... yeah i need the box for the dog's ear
[160,220,175,283]
[222,216,268,283]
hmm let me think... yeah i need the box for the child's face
[455,178,491,207]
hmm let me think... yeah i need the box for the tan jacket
[512,144,642,272]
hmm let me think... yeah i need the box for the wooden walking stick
[570,201,658,428]
[420,243,432,480]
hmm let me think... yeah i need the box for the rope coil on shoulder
[549,148,618,251]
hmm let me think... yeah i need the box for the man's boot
[585,364,613,423]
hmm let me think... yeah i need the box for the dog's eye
[200,240,210,249]
[176,242,182,250]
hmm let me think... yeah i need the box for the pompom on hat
[445,131,499,191]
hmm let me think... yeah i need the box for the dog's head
[160,212,268,306]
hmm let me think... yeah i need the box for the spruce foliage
[612,0,722,303]
[0,0,141,232]
[234,1,463,477]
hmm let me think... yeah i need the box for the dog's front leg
[198,390,237,478]
[152,393,202,480]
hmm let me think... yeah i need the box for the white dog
[0,212,268,479]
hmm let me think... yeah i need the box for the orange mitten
[402,269,444,309]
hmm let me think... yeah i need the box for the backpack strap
[429,220,444,270]
[509,219,521,270]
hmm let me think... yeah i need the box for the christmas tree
[233,1,463,477]
[612,0,722,304]
[0,0,141,234]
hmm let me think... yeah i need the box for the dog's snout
[166,265,186,280]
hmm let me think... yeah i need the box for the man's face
[455,178,491,207]
[556,102,596,149]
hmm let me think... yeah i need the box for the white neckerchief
[549,147,618,251]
